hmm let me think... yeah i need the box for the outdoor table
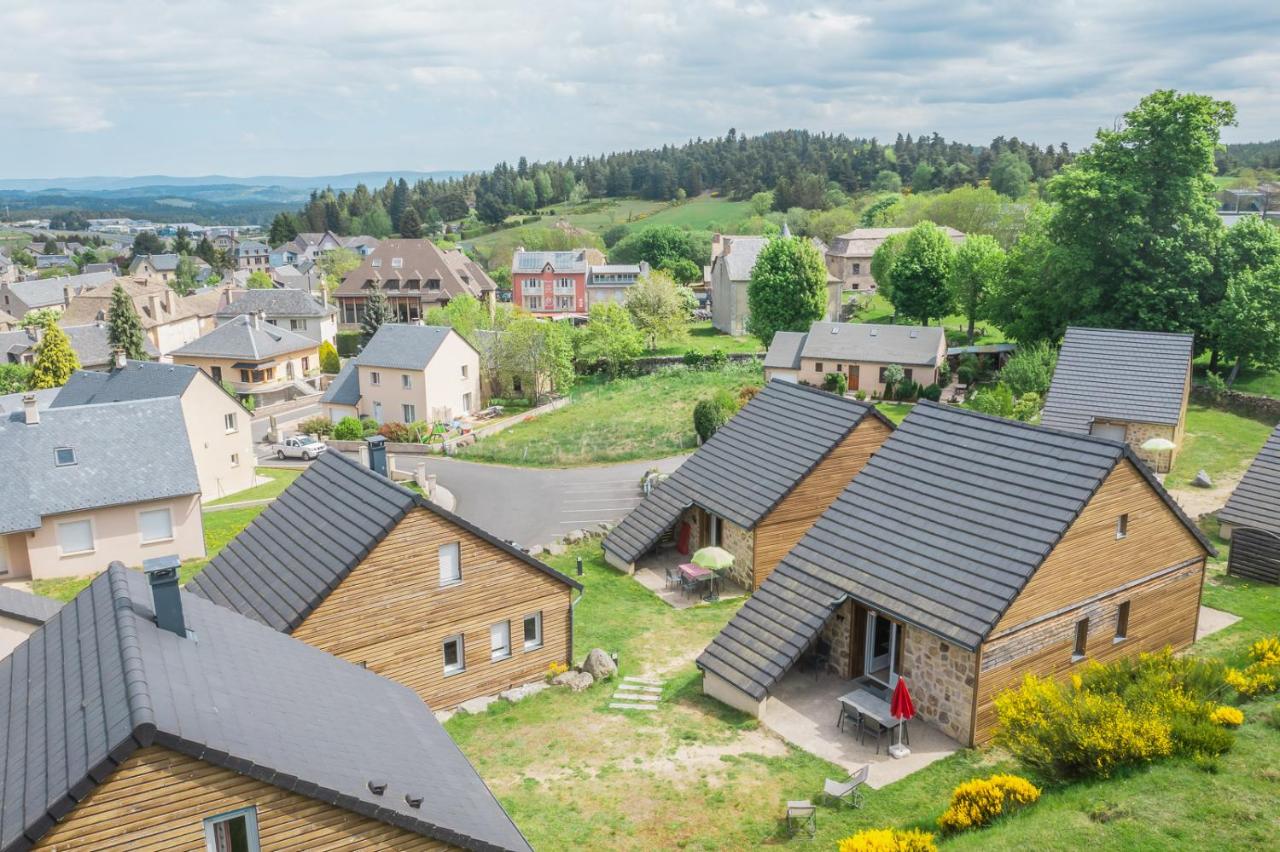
[838,688,907,741]
[678,563,717,600]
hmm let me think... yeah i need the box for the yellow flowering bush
[937,774,1040,833]
[545,661,569,681]
[1210,706,1244,727]
[1226,666,1279,698]
[837,828,937,852]
[1250,636,1280,665]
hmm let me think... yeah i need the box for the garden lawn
[848,292,1008,345]
[875,401,914,424]
[206,467,300,505]
[1166,404,1275,489]
[649,321,764,357]
[455,363,763,466]
[1229,369,1280,399]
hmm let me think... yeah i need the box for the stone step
[611,692,660,702]
[609,702,659,711]
[614,684,663,694]
[623,676,664,686]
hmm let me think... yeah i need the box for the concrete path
[1197,605,1242,640]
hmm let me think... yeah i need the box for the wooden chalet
[1218,422,1280,584]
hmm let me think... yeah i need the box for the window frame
[438,541,462,586]
[523,612,543,651]
[1116,514,1129,540]
[402,403,416,423]
[203,806,261,852]
[401,373,412,389]
[224,412,238,434]
[230,453,240,467]
[54,446,76,466]
[369,371,381,386]
[56,518,95,556]
[1072,618,1089,661]
[138,507,175,544]
[490,620,512,661]
[443,634,465,675]
[1114,601,1130,643]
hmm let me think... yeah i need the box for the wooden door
[848,365,860,391]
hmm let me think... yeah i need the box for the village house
[0,251,18,285]
[0,585,60,660]
[127,252,207,284]
[53,357,257,500]
[587,262,650,307]
[214,286,338,346]
[0,269,114,318]
[1040,327,1194,473]
[603,380,894,591]
[709,234,842,336]
[1,560,533,851]
[0,396,205,581]
[321,323,480,424]
[511,248,607,318]
[825,226,966,290]
[0,322,159,370]
[170,312,320,399]
[234,238,271,273]
[697,402,1213,747]
[337,239,497,327]
[0,309,16,332]
[764,321,949,396]
[1217,422,1280,584]
[61,276,204,354]
[34,253,72,270]
[190,449,582,711]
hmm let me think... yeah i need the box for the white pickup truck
[274,435,328,461]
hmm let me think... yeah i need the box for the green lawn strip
[206,467,301,506]
[875,402,914,425]
[1166,404,1275,489]
[455,363,763,467]
[848,293,1007,345]
[1229,369,1280,399]
[648,322,764,357]
[634,195,752,230]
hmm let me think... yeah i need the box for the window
[230,453,240,467]
[239,369,250,383]
[54,447,76,466]
[814,362,824,373]
[302,356,310,372]
[523,294,543,311]
[554,294,575,311]
[439,542,461,585]
[401,373,412,389]
[554,277,575,292]
[204,806,260,852]
[852,262,861,274]
[371,258,382,267]
[491,620,512,661]
[903,368,914,382]
[1115,601,1130,642]
[1116,514,1128,539]
[56,519,94,555]
[290,319,306,331]
[523,612,543,650]
[462,392,472,411]
[461,364,469,379]
[224,412,238,433]
[1072,619,1089,661]
[139,508,174,543]
[443,635,465,675]
[426,278,441,291]
[402,404,416,422]
[370,371,381,386]
[391,257,403,268]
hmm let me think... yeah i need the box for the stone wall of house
[898,625,976,744]
[1122,421,1177,473]
[721,518,755,589]
[819,600,855,678]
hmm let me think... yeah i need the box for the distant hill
[0,170,470,193]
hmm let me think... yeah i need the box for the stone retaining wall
[1191,386,1280,422]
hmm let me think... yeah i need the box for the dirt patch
[1169,471,1241,522]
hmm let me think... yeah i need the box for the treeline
[1220,140,1280,172]
[271,129,1073,241]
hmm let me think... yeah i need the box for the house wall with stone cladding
[720,518,754,589]
[819,600,855,678]
[1123,421,1177,474]
[897,624,976,744]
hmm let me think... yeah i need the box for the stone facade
[720,517,755,589]
[898,624,976,744]
[819,600,855,677]
[1123,421,1177,474]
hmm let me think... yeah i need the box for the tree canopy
[576,302,643,378]
[107,283,148,360]
[31,324,81,389]
[883,222,956,324]
[948,234,1006,342]
[361,288,392,340]
[746,235,828,346]
[625,270,689,351]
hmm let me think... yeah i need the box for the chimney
[144,555,186,637]
[252,311,263,330]
[21,393,39,425]
[113,348,126,370]
[148,292,162,318]
[365,435,388,477]
[63,284,73,306]
[164,288,175,314]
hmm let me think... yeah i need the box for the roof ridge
[105,562,157,744]
[914,399,1128,452]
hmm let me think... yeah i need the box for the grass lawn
[875,401,914,424]
[455,363,763,467]
[1166,404,1275,489]
[848,293,1008,345]
[649,321,764,357]
[206,467,300,505]
[0,228,32,254]
[634,195,753,231]
[1228,369,1280,399]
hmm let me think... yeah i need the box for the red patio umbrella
[890,677,915,751]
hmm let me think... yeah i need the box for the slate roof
[696,402,1213,700]
[715,236,767,281]
[0,398,199,535]
[0,323,159,369]
[512,249,588,274]
[189,450,580,633]
[763,331,806,370]
[603,381,888,565]
[1040,327,1194,433]
[354,323,465,371]
[782,322,946,367]
[1218,422,1280,537]
[52,361,201,408]
[5,270,114,309]
[0,564,532,852]
[129,253,180,273]
[0,586,61,626]
[827,226,965,258]
[214,287,334,319]
[171,313,316,361]
[320,360,361,406]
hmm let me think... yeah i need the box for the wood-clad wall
[292,507,574,710]
[752,415,892,587]
[992,459,1206,633]
[34,747,455,851]
[1228,528,1280,584]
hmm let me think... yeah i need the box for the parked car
[275,435,328,460]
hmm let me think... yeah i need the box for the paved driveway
[413,455,689,548]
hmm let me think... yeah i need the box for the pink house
[512,248,597,318]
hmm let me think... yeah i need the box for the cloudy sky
[1,0,1277,178]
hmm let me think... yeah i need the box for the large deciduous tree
[1213,263,1280,385]
[990,152,1033,198]
[746,235,828,346]
[31,324,80,388]
[884,221,956,325]
[625,270,688,351]
[947,234,1006,343]
[107,283,148,360]
[576,302,642,378]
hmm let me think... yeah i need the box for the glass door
[864,610,899,687]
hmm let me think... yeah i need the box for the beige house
[53,357,257,500]
[0,586,60,659]
[0,269,114,318]
[0,396,205,582]
[764,321,948,397]
[61,276,204,354]
[709,234,841,336]
[127,253,208,285]
[322,324,481,425]
[171,312,320,398]
[825,227,966,290]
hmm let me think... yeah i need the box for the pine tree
[31,324,81,389]
[361,288,392,340]
[399,207,423,239]
[107,283,148,360]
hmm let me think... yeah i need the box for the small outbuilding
[1218,422,1280,583]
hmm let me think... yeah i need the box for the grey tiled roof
[0,398,199,535]
[763,331,805,370]
[1040,327,1194,433]
[797,322,945,366]
[1218,423,1280,537]
[130,253,180,272]
[696,402,1213,699]
[171,313,315,361]
[354,323,460,371]
[52,361,200,407]
[0,586,61,625]
[602,381,887,564]
[0,323,158,369]
[6,270,114,308]
[717,236,767,281]
[320,360,360,406]
[0,564,532,852]
[512,249,588,273]
[189,450,579,633]
[215,287,333,319]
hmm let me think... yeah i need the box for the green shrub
[855,389,867,400]
[956,353,979,385]
[1000,341,1058,397]
[936,359,952,387]
[336,330,361,357]
[332,416,364,440]
[703,348,728,371]
[378,421,414,442]
[693,388,738,443]
[319,340,341,373]
[682,350,705,370]
[970,384,1014,418]
[1203,371,1227,394]
[298,416,334,436]
[895,379,918,401]
[1170,715,1234,757]
[1011,391,1041,422]
[920,383,942,402]
[242,395,256,413]
[824,371,848,395]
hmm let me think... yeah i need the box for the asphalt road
[251,401,324,454]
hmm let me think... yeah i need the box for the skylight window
[54,447,76,466]
[391,257,403,268]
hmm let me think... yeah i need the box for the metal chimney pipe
[143,555,186,637]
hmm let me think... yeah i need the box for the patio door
[864,611,899,688]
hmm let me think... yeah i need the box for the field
[455,362,763,467]
[649,321,764,357]
[0,228,32,254]
[1166,404,1275,489]
[630,194,753,231]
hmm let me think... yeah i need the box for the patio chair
[823,765,869,808]
[679,573,699,599]
[836,702,860,733]
[859,716,890,755]
[785,800,816,837]
[663,563,681,590]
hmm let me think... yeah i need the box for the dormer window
[391,257,403,268]
[426,279,441,291]
[371,259,382,268]
[55,447,76,466]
